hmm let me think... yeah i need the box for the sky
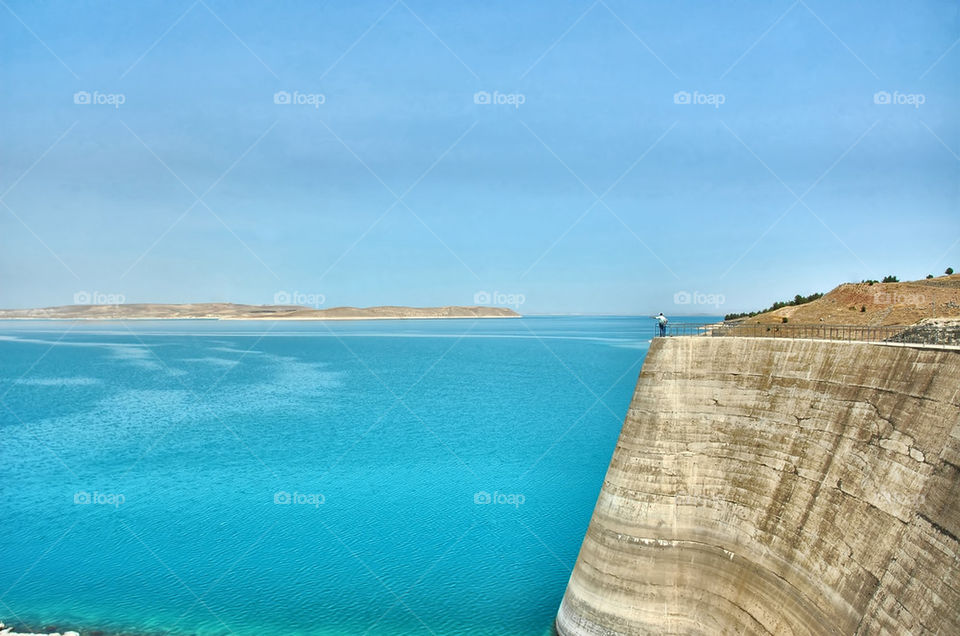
[1,0,958,315]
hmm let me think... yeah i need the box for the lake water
[0,316,715,635]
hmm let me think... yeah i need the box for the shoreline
[0,304,523,322]
[0,314,523,322]
[0,624,79,636]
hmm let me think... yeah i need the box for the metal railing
[657,322,957,346]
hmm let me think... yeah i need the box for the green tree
[882,275,899,283]
[947,267,955,275]
[927,274,934,279]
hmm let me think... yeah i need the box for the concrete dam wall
[557,337,960,635]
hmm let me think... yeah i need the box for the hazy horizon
[3,0,958,315]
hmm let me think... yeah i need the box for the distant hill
[0,303,521,321]
[727,274,960,326]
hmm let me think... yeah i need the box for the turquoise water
[0,316,713,635]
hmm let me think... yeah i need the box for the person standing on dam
[655,312,668,337]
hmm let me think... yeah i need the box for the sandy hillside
[732,274,960,326]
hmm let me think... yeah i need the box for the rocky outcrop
[557,337,960,635]
[886,318,960,347]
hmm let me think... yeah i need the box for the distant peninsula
[0,303,522,321]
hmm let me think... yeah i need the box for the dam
[557,335,960,634]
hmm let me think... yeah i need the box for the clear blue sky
[1,0,957,314]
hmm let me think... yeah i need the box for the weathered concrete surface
[557,337,960,635]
